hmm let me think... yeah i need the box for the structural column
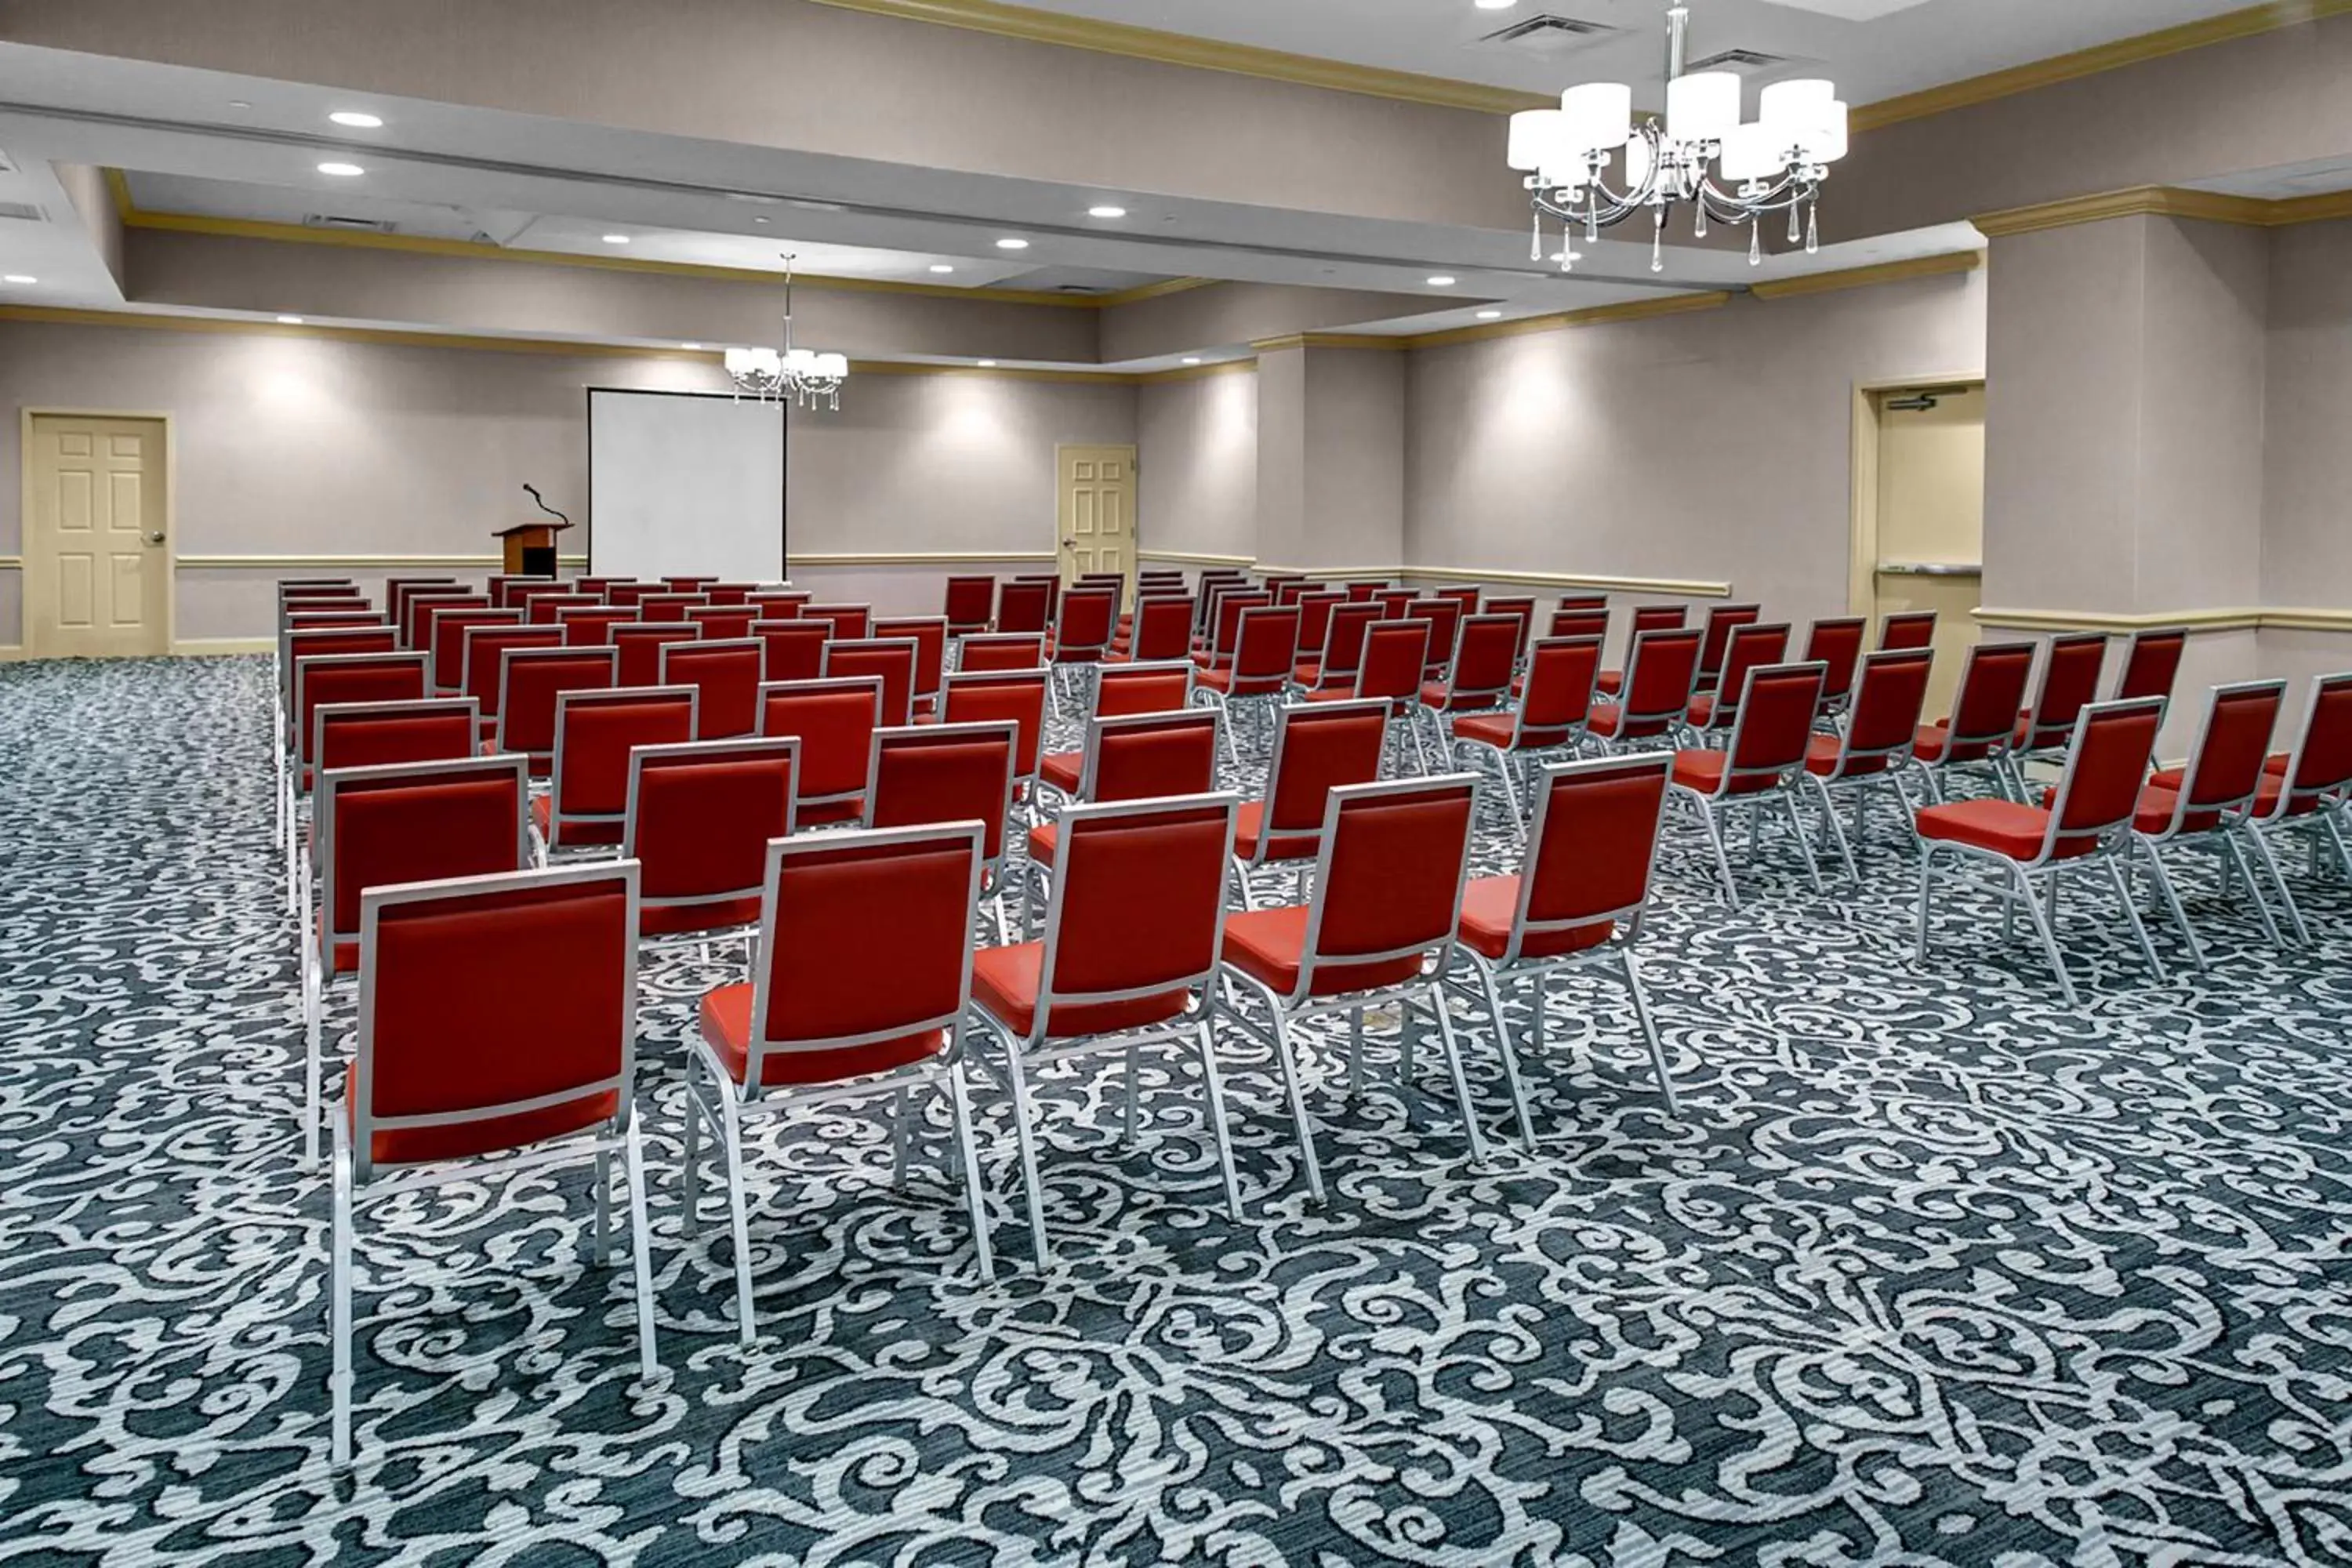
[1253,341,1406,575]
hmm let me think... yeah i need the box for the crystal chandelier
[725,254,848,411]
[1507,1,1849,274]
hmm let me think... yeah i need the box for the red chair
[558,605,637,646]
[1194,605,1300,766]
[823,637,919,727]
[639,593,706,622]
[750,590,810,620]
[1692,603,1762,691]
[1051,586,1117,682]
[416,602,501,689]
[802,602,873,641]
[663,575,720,592]
[874,616,949,717]
[939,670,1050,813]
[305,754,528,1163]
[1915,697,2166,1005]
[2114,626,2188,710]
[1371,589,1415,621]
[1023,710,1221,906]
[2131,679,2288,967]
[2235,671,2352,946]
[959,633,1045,672]
[944,574,996,637]
[1485,597,1537,665]
[1878,611,1938,652]
[1108,594,1193,663]
[865,720,1018,931]
[612,622,699,688]
[281,625,400,775]
[1915,642,2036,802]
[1446,754,1676,1140]
[752,619,830,682]
[572,575,632,600]
[1309,619,1435,768]
[330,859,654,1466]
[383,577,461,637]
[510,583,580,619]
[1452,635,1603,826]
[1219,775,1484,1189]
[659,637,764,740]
[542,685,698,853]
[622,737,799,947]
[703,581,760,605]
[1272,579,1324,607]
[1803,648,1933,883]
[1341,579,1391,602]
[524,593,602,626]
[758,676,882,824]
[686,822,996,1339]
[1597,605,1688,695]
[297,693,477,920]
[686,604,758,641]
[285,654,431,898]
[2010,633,2111,778]
[1588,628,1702,753]
[604,583,658,609]
[1195,578,1252,644]
[1555,596,1609,613]
[401,590,481,652]
[1295,601,1381,694]
[1232,699,1388,909]
[463,624,564,734]
[1548,607,1610,641]
[495,646,619,774]
[1667,662,1829,909]
[1685,622,1791,739]
[1193,590,1272,675]
[1802,617,1868,720]
[970,794,1244,1266]
[996,579,1052,636]
[1418,614,1520,728]
[1404,598,1462,682]
[1037,661,1195,802]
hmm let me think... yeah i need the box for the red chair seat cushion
[1669,749,1783,797]
[1198,667,1283,696]
[1450,713,1519,750]
[1026,822,1058,866]
[641,895,761,937]
[1419,680,1500,712]
[1456,876,1613,962]
[1040,750,1083,793]
[2150,753,2292,792]
[1911,725,1997,764]
[1596,670,1624,695]
[348,1065,615,1167]
[1221,906,1428,998]
[970,942,1190,1039]
[1302,686,1371,704]
[797,797,864,826]
[1235,802,1320,862]
[1686,693,1717,725]
[1915,799,2089,860]
[1805,732,1889,778]
[1291,662,1323,686]
[697,985,943,1086]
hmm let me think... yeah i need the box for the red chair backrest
[1372,590,1415,621]
[1342,579,1390,602]
[823,638,918,727]
[611,623,699,687]
[660,637,764,739]
[759,677,881,809]
[549,685,699,840]
[1435,586,1482,616]
[2174,680,2285,815]
[866,720,1016,862]
[1617,628,1703,723]
[1449,615,1522,699]
[1515,754,1670,957]
[2047,698,2163,848]
[1701,622,1792,728]
[314,697,480,780]
[1406,599,1461,670]
[1229,606,1301,686]
[2280,672,2352,803]
[2115,628,2188,706]
[1353,621,1431,704]
[750,591,808,619]
[402,590,481,651]
[572,576,631,600]
[525,593,601,626]
[2024,634,2110,746]
[1515,637,1602,744]
[285,626,399,703]
[663,575,718,592]
[604,583,657,608]
[1294,593,1344,662]
[1204,592,1271,664]
[1055,589,1116,655]
[1697,603,1762,678]
[1272,579,1323,607]
[639,593,706,621]
[1944,641,2037,748]
[1264,700,1388,836]
[1879,611,1937,652]
[1557,594,1609,612]
[944,574,996,633]
[1629,604,1687,638]
[558,606,637,646]
[996,580,1051,635]
[318,755,528,945]
[1299,776,1476,996]
[498,647,619,763]
[464,625,564,714]
[1549,608,1609,640]
[959,633,1044,672]
[1719,662,1828,787]
[685,604,758,641]
[704,582,760,605]
[1083,710,1220,802]
[428,608,522,691]
[352,861,636,1174]
[1127,596,1195,662]
[1486,597,1537,661]
[1036,796,1238,1031]
[1096,661,1192,717]
[1804,618,1868,704]
[282,610,385,637]
[385,578,460,633]
[752,619,830,682]
[624,739,798,934]
[803,603,873,641]
[1314,603,1383,682]
[941,670,1048,779]
[1843,650,1934,759]
[742,823,981,1083]
[873,617,949,701]
[295,653,430,769]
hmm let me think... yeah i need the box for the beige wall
[1406,270,1989,623]
[1252,344,1407,572]
[0,320,1133,642]
[53,162,126,296]
[2263,220,2352,611]
[1137,371,1256,563]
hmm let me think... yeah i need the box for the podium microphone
[522,482,570,526]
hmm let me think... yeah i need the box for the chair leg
[1472,959,1536,1145]
[2219,832,2284,946]
[1191,1015,1246,1222]
[1120,1046,1140,1144]
[681,1069,705,1220]
[1000,1046,1054,1269]
[1619,949,1678,1116]
[2013,865,2081,1007]
[303,961,325,1167]
[2104,857,2167,985]
[944,1062,996,1284]
[1345,1004,1363,1098]
[2140,838,2205,971]
[1779,789,1825,895]
[1811,775,1859,886]
[1494,748,1524,830]
[2321,809,2352,883]
[716,1091,759,1345]
[1426,983,1488,1163]
[593,1148,613,1265]
[1695,797,1740,911]
[1232,855,1258,912]
[1265,1007,1327,1204]
[2246,826,2313,946]
[1916,844,1940,962]
[621,1116,660,1381]
[328,1128,355,1468]
[891,1084,911,1190]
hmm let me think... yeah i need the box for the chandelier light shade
[725,254,848,410]
[1507,0,1847,274]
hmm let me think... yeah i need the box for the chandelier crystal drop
[1507,1,1847,274]
[725,253,848,411]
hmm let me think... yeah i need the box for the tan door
[27,414,171,658]
[1872,386,1984,719]
[1056,444,1136,593]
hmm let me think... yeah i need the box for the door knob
[1062,537,1076,548]
[146,532,166,544]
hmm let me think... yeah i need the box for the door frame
[1054,441,1138,593]
[1847,374,1983,619]
[20,407,178,658]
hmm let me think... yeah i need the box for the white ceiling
[998,0,2259,101]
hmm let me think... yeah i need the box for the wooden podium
[494,520,572,577]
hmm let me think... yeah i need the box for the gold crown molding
[1247,332,1403,353]
[0,303,720,361]
[1403,291,1731,351]
[1098,278,1217,307]
[2266,189,2352,226]
[1973,604,2352,635]
[1748,249,1983,300]
[1136,358,1257,385]
[1853,0,2352,133]
[1974,184,2352,238]
[848,359,1140,383]
[799,0,1549,115]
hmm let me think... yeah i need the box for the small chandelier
[725,253,848,411]
[1507,0,1848,274]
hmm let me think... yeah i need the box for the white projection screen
[586,388,786,582]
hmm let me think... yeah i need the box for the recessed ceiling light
[1088,205,1128,219]
[1183,357,1202,365]
[996,238,1030,250]
[977,359,998,368]
[1427,274,1457,286]
[753,216,771,224]
[328,111,383,129]
[1475,310,1503,320]
[929,263,956,274]
[1475,0,1518,9]
[227,100,252,111]
[316,162,364,177]
[601,234,630,245]
[4,274,37,285]
[276,314,305,324]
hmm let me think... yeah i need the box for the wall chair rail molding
[1971,606,2352,636]
[1975,186,2352,238]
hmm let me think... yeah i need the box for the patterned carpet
[2,654,2350,1566]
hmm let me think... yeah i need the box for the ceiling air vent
[303,212,395,233]
[0,201,45,223]
[1475,14,1620,54]
[1689,47,1796,75]
[1054,284,1102,295]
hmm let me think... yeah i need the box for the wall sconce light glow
[1427,275,1458,286]
[601,234,630,245]
[681,342,702,350]
[995,238,1031,250]
[1182,358,1202,365]
[929,263,955,274]
[976,360,998,368]
[2,274,35,285]
[328,111,383,128]
[1475,310,1503,320]
[276,314,305,324]
[316,162,365,177]
[1087,205,1127,219]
